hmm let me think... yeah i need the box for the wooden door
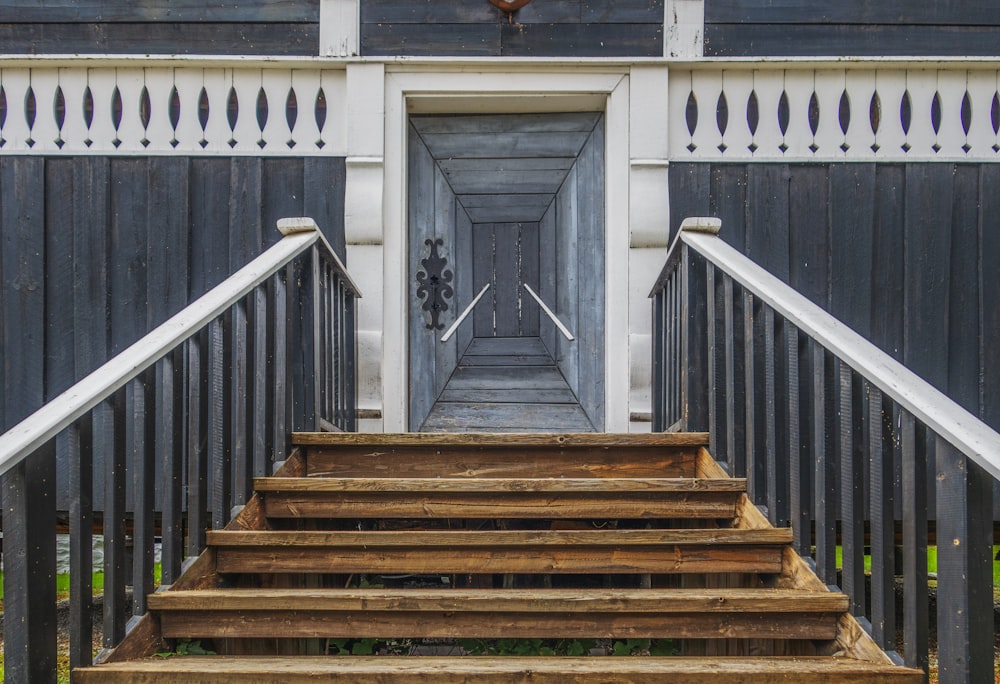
[408,113,605,432]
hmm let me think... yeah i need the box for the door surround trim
[382,68,630,432]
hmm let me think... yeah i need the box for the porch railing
[0,217,359,681]
[650,217,999,684]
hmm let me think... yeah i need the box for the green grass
[835,545,1000,586]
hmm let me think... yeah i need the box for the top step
[293,432,710,479]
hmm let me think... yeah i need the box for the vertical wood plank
[709,164,747,252]
[104,391,128,647]
[812,342,836,584]
[158,352,183,585]
[787,164,829,308]
[472,223,495,338]
[493,222,520,337]
[900,410,929,673]
[189,158,231,298]
[433,164,457,397]
[871,163,905,361]
[207,318,228,529]
[706,266,718,457]
[746,164,790,282]
[555,165,580,395]
[252,286,269,479]
[934,438,994,684]
[787,325,810,555]
[519,222,541,336]
[828,163,875,335]
[667,163,711,241]
[839,364,865,615]
[0,156,57,681]
[723,274,737,474]
[408,127,438,429]
[129,375,155,616]
[230,297,250,505]
[185,337,207,556]
[271,272,289,462]
[304,156,347,260]
[454,206,476,355]
[764,308,786,525]
[946,164,980,415]
[68,417,93,670]
[869,390,896,651]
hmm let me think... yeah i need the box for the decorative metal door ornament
[489,0,533,12]
[416,238,454,330]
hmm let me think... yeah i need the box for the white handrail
[440,283,491,343]
[663,217,1000,483]
[523,284,575,341]
[0,219,358,477]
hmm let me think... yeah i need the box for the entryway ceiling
[410,112,602,223]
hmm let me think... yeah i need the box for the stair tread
[77,656,924,683]
[149,587,849,613]
[292,432,710,447]
[208,527,792,547]
[254,477,746,492]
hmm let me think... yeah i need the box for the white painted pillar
[665,0,705,58]
[628,65,672,431]
[320,0,360,57]
[344,63,386,431]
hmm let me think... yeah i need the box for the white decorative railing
[0,67,346,155]
[669,68,1000,161]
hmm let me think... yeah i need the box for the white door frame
[382,66,632,432]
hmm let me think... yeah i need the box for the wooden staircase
[76,433,923,683]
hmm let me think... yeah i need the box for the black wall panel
[0,1,319,55]
[705,0,1000,56]
[0,155,346,434]
[669,162,998,429]
[360,0,664,57]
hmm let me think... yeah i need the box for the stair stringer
[92,449,306,664]
[696,447,896,666]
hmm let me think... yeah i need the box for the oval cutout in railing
[83,85,94,129]
[777,91,790,137]
[198,87,209,131]
[255,87,268,132]
[110,86,122,131]
[685,90,698,137]
[808,91,820,136]
[838,90,850,135]
[315,87,327,147]
[167,86,180,131]
[992,92,999,135]
[54,85,66,131]
[227,87,239,132]
[25,85,37,130]
[900,90,912,135]
[961,91,972,136]
[139,86,151,129]
[930,92,942,135]
[716,91,729,136]
[747,90,759,135]
[286,88,298,139]
[0,86,6,131]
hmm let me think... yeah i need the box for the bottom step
[77,655,924,683]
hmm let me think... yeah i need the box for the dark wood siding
[360,0,663,57]
[0,156,345,506]
[705,0,1000,56]
[0,1,319,55]
[669,162,999,434]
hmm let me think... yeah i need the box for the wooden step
[256,477,743,519]
[209,528,791,575]
[294,432,708,478]
[150,588,846,641]
[75,656,927,684]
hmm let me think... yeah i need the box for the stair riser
[159,612,840,641]
[305,449,698,479]
[214,546,784,575]
[261,493,738,519]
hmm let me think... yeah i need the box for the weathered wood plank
[254,476,747,493]
[214,545,785,576]
[0,22,318,55]
[442,365,570,389]
[151,588,845,613]
[262,491,740,519]
[500,22,664,57]
[706,0,1000,24]
[362,22,500,57]
[421,402,595,431]
[208,527,788,547]
[787,165,829,308]
[0,0,317,22]
[361,0,500,23]
[158,610,840,641]
[438,388,576,403]
[458,354,553,366]
[829,163,875,336]
[294,431,710,447]
[705,23,1000,57]
[75,655,927,683]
